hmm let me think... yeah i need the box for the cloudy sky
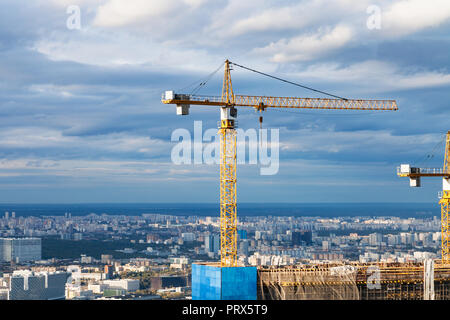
[0,0,449,203]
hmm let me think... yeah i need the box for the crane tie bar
[230,61,348,101]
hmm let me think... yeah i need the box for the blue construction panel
[191,264,257,300]
[221,267,257,300]
[192,264,221,300]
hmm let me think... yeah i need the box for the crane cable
[229,61,348,100]
[176,61,225,95]
[191,62,224,95]
[413,134,446,167]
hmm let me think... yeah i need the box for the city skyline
[0,210,443,300]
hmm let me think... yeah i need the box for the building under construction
[257,260,450,300]
[191,260,450,300]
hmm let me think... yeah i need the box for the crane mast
[219,60,238,267]
[440,132,450,262]
[162,60,398,267]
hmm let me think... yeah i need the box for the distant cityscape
[0,208,441,300]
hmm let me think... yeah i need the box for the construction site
[254,130,450,301]
[162,60,450,300]
[257,261,450,300]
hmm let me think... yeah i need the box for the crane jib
[162,94,398,111]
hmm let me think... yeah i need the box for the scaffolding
[257,261,450,300]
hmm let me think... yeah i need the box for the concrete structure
[151,275,190,290]
[423,259,435,300]
[88,283,108,294]
[170,257,189,269]
[76,279,139,298]
[258,261,450,300]
[102,279,139,292]
[80,254,93,264]
[0,238,41,263]
[70,271,104,282]
[65,284,94,300]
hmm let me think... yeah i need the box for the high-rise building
[205,234,220,254]
[101,254,113,264]
[292,230,313,245]
[146,234,158,243]
[0,238,41,263]
[181,233,195,242]
[3,270,69,300]
[239,240,249,256]
[4,212,8,220]
[369,233,383,246]
[104,265,114,279]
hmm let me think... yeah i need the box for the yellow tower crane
[162,60,398,267]
[397,131,450,262]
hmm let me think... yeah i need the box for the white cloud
[183,0,208,8]
[93,0,207,27]
[33,30,218,71]
[0,157,218,185]
[279,128,439,155]
[226,4,312,36]
[383,0,450,36]
[47,0,102,7]
[224,0,367,37]
[29,84,74,98]
[0,127,169,157]
[94,0,176,27]
[40,0,450,68]
[254,25,353,63]
[36,0,450,70]
[288,60,450,92]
